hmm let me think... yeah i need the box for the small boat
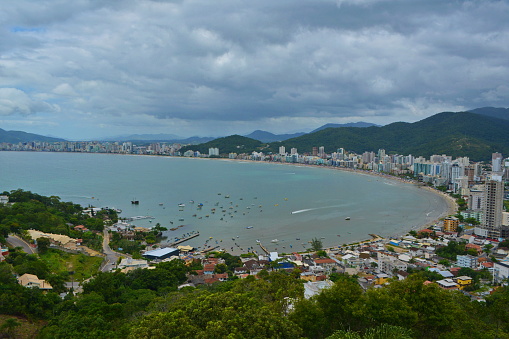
[246,226,253,229]
[271,239,279,243]
[159,203,163,206]
[218,193,222,195]
[256,239,260,243]
[131,200,139,205]
[179,218,184,221]
[190,200,195,204]
[345,217,351,220]
[225,195,230,198]
[337,235,341,237]
[178,203,185,207]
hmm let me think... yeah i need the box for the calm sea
[0,152,447,253]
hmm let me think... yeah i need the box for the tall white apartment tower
[318,146,325,158]
[279,146,286,155]
[492,152,503,173]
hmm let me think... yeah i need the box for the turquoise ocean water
[0,152,447,253]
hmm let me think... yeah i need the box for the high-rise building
[290,148,298,155]
[481,174,504,238]
[312,147,318,156]
[443,216,459,232]
[208,148,219,156]
[318,146,325,158]
[279,146,286,155]
[492,152,503,172]
[378,149,386,163]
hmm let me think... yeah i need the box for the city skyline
[1,1,509,140]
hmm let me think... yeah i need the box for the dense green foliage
[0,189,106,248]
[435,241,468,261]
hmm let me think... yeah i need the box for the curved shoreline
[1,151,458,252]
[234,159,457,224]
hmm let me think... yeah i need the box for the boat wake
[291,205,341,214]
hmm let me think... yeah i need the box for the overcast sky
[1,0,508,140]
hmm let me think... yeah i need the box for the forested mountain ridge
[0,128,65,143]
[266,111,509,161]
[179,135,264,154]
[468,107,509,121]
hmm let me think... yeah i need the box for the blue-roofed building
[143,247,179,260]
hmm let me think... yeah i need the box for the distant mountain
[102,133,183,141]
[0,128,65,143]
[179,135,263,155]
[244,130,306,142]
[468,107,509,121]
[265,111,509,161]
[121,136,215,145]
[310,122,379,133]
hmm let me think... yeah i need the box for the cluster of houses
[102,216,509,300]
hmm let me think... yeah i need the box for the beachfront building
[479,174,504,238]
[208,148,219,156]
[443,217,459,232]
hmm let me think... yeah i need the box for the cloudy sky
[1,0,508,140]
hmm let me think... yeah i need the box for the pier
[201,245,220,253]
[258,243,269,254]
[166,232,200,247]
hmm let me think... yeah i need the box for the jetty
[258,242,269,254]
[201,245,220,253]
[166,232,200,247]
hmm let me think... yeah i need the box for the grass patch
[0,315,46,339]
[39,249,103,281]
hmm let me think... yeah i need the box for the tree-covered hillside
[267,112,509,161]
[0,128,65,143]
[179,135,265,155]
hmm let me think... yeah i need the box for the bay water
[0,152,448,253]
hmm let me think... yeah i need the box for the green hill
[267,111,509,161]
[0,128,65,143]
[468,107,509,121]
[179,135,265,155]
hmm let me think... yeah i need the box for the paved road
[6,234,36,254]
[101,229,123,272]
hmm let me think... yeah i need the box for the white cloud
[0,88,59,116]
[0,0,508,139]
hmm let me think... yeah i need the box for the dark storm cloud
[0,0,508,138]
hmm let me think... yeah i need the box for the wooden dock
[258,243,269,254]
[201,245,220,253]
[167,232,200,247]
